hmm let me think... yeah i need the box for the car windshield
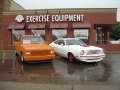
[66,39,86,45]
[21,36,45,44]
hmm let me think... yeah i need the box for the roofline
[3,8,117,15]
[11,0,25,10]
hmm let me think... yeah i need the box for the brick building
[1,1,120,52]
[3,8,120,52]
[0,0,24,50]
[0,0,10,49]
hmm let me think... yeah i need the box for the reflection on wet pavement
[0,52,120,85]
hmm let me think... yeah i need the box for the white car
[110,39,120,44]
[50,38,106,63]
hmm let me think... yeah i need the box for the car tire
[48,59,53,63]
[68,53,75,63]
[15,50,19,56]
[20,54,25,63]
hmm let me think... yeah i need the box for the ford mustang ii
[14,35,55,63]
[50,38,105,63]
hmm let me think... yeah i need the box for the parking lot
[0,51,120,86]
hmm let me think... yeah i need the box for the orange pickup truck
[14,35,55,63]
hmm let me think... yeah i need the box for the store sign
[15,14,84,23]
[15,15,24,22]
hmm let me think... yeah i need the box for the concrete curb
[0,50,14,53]
[0,81,120,90]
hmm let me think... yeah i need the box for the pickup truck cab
[14,35,55,63]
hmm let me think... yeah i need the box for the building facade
[3,8,120,52]
[0,0,11,49]
[0,0,25,50]
[10,0,25,10]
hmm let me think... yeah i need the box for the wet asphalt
[0,51,120,86]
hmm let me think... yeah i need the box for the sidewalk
[0,50,14,53]
[0,81,120,90]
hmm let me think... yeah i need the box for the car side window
[54,40,59,44]
[58,40,65,45]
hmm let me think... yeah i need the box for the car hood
[21,44,54,51]
[68,45,103,51]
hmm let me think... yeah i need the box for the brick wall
[0,1,3,49]
[0,0,10,49]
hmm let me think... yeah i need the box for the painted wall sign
[15,14,84,23]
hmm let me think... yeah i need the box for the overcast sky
[13,0,120,21]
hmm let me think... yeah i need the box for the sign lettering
[16,14,84,23]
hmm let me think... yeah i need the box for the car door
[57,39,68,57]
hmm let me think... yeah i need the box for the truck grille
[30,50,50,56]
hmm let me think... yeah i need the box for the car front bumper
[23,54,55,61]
[76,55,106,62]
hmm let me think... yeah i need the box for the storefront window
[31,30,45,40]
[96,26,108,44]
[74,29,89,44]
[12,29,25,44]
[52,29,67,41]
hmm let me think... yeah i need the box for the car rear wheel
[68,53,75,63]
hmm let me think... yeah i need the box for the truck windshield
[21,36,45,44]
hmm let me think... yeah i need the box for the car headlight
[25,51,30,55]
[50,50,54,54]
[80,50,85,55]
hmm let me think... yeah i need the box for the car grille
[87,50,101,55]
[30,50,51,56]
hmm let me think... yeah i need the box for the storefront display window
[12,29,25,44]
[96,26,108,44]
[31,30,45,40]
[74,29,89,44]
[52,29,67,41]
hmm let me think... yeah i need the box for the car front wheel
[68,53,75,63]
[20,54,24,63]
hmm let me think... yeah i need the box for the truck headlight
[80,50,85,55]
[25,51,30,55]
[50,50,54,54]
